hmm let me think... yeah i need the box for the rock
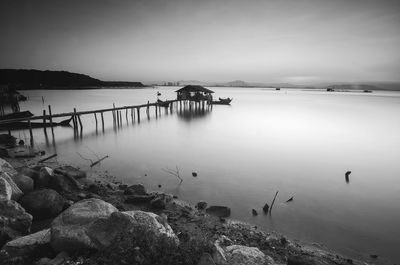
[196,201,208,210]
[150,196,166,209]
[50,198,118,252]
[0,177,12,201]
[20,189,65,220]
[10,174,34,193]
[224,245,267,265]
[212,241,227,264]
[198,252,216,265]
[19,167,40,181]
[124,184,147,195]
[87,210,179,249]
[252,209,258,216]
[36,251,69,265]
[54,165,86,180]
[118,184,128,190]
[49,173,82,193]
[0,158,17,175]
[287,254,325,265]
[125,194,155,204]
[2,229,51,258]
[0,200,32,245]
[263,203,269,213]
[0,172,23,201]
[37,167,53,189]
[192,172,198,177]
[206,206,231,217]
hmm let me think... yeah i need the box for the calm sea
[14,87,400,263]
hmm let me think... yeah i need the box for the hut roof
[175,85,214,94]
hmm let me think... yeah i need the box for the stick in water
[269,191,279,214]
[38,154,58,163]
[90,155,109,167]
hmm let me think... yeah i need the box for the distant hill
[0,69,144,89]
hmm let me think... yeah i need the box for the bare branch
[162,165,183,183]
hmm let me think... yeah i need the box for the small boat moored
[212,97,232,105]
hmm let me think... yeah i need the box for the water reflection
[178,105,212,122]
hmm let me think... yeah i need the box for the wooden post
[131,107,134,121]
[101,112,104,130]
[119,111,122,126]
[77,114,83,130]
[112,103,116,127]
[136,107,140,122]
[73,108,78,135]
[125,108,128,123]
[28,117,33,146]
[155,103,158,117]
[48,105,54,136]
[94,113,98,127]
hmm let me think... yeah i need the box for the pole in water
[269,191,279,214]
[43,109,47,135]
[101,112,104,131]
[28,117,34,146]
[48,105,55,136]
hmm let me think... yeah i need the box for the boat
[0,111,34,121]
[0,117,72,131]
[363,90,372,93]
[157,99,171,107]
[212,97,232,105]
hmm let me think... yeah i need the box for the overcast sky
[1,0,399,83]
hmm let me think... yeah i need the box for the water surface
[14,87,400,263]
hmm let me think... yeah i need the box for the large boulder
[0,172,23,201]
[36,167,53,189]
[87,210,178,249]
[10,173,34,193]
[20,189,65,220]
[0,200,32,245]
[124,184,147,195]
[0,158,17,176]
[224,245,268,265]
[0,177,12,201]
[50,198,118,252]
[2,229,51,258]
[19,167,40,181]
[54,165,86,180]
[49,173,82,193]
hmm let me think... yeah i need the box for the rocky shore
[0,137,380,265]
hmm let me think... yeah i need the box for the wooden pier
[0,99,211,145]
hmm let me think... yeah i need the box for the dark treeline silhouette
[0,69,144,89]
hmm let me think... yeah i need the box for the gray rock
[54,165,86,180]
[0,158,17,176]
[252,209,258,216]
[87,210,178,249]
[19,167,40,181]
[36,251,69,265]
[0,177,12,201]
[206,206,231,217]
[0,172,23,201]
[49,173,82,193]
[125,194,155,203]
[198,252,216,265]
[124,183,147,195]
[2,229,51,257]
[10,173,34,193]
[150,196,166,209]
[36,167,53,189]
[0,200,32,245]
[50,198,118,252]
[20,189,65,220]
[196,201,208,210]
[224,245,268,265]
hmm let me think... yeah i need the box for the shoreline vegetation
[0,135,386,265]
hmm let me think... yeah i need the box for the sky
[1,0,400,83]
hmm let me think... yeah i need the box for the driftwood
[269,191,279,214]
[162,166,183,183]
[38,154,58,163]
[90,155,109,167]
